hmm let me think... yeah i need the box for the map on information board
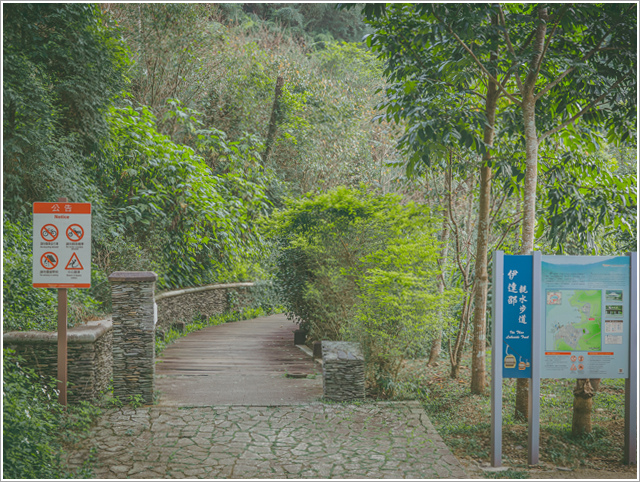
[546,289,602,351]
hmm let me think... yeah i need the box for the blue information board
[502,255,533,378]
[491,251,636,468]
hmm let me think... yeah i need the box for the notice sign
[502,255,533,378]
[540,256,630,379]
[33,202,91,288]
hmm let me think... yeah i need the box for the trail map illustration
[546,290,602,351]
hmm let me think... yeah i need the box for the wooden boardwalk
[155,313,323,406]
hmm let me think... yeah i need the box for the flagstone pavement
[63,315,468,479]
[64,402,468,479]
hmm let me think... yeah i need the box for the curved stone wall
[3,281,261,404]
[154,282,254,332]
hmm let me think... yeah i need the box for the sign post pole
[528,251,541,465]
[624,251,637,465]
[57,197,68,407]
[57,287,68,406]
[491,250,504,467]
[33,197,91,407]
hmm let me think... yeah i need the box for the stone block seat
[321,341,365,401]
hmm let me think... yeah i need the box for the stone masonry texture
[63,402,468,479]
[155,285,252,333]
[3,319,113,403]
[3,282,257,404]
[322,341,366,402]
[110,272,157,404]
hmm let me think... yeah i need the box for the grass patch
[484,468,530,479]
[395,351,634,478]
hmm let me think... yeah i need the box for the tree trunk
[264,75,284,164]
[520,95,539,254]
[428,169,452,366]
[572,378,601,436]
[449,291,472,378]
[514,97,540,421]
[470,41,499,395]
[515,378,529,420]
[514,4,548,420]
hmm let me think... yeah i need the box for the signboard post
[32,199,91,406]
[625,251,637,464]
[491,251,538,466]
[491,252,636,467]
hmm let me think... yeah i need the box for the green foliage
[3,3,129,219]
[537,143,637,255]
[2,349,99,479]
[98,100,271,288]
[220,4,372,46]
[3,350,65,478]
[358,2,637,255]
[2,215,102,332]
[195,28,395,194]
[127,394,145,409]
[110,3,224,129]
[264,186,459,391]
[347,232,459,386]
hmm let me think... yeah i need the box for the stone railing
[154,282,255,332]
[3,318,113,403]
[3,278,260,404]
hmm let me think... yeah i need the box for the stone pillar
[109,271,157,404]
[321,341,365,401]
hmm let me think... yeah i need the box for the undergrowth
[3,349,101,479]
[416,355,629,474]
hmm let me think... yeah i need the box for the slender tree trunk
[428,168,452,365]
[515,97,538,419]
[514,4,548,420]
[450,291,472,378]
[572,378,601,435]
[470,42,499,395]
[264,75,284,164]
[520,95,539,254]
[514,100,540,421]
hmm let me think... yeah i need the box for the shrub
[347,233,458,388]
[2,349,99,478]
[99,100,273,289]
[264,186,460,392]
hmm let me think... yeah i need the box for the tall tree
[358,3,517,393]
[356,3,636,399]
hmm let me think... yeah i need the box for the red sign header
[33,202,91,214]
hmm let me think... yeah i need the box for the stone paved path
[64,402,468,479]
[64,314,468,478]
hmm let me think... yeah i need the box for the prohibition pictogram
[41,252,58,270]
[41,224,59,241]
[66,224,84,242]
[65,253,84,270]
